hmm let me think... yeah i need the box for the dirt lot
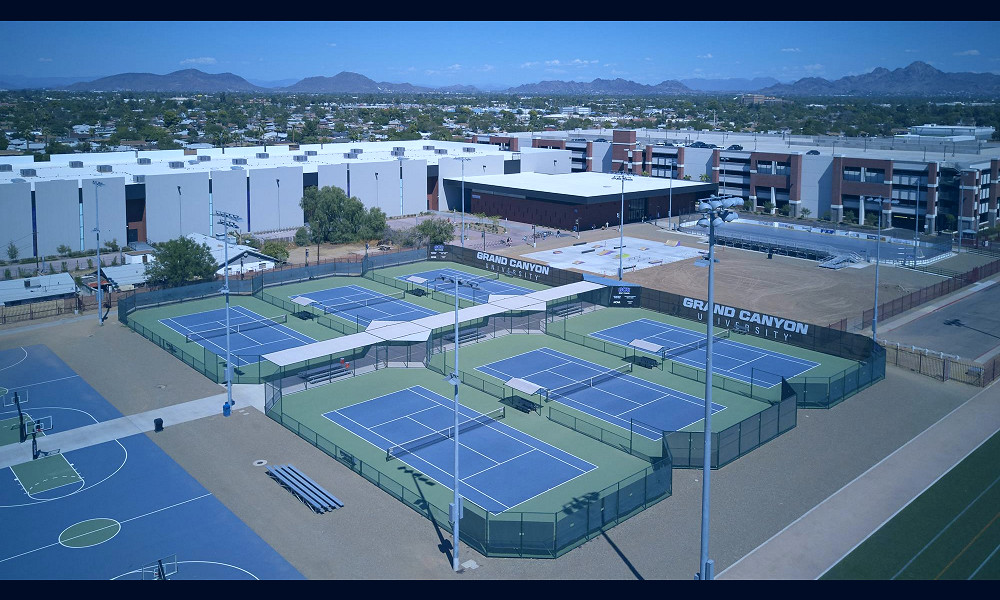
[494,222,951,327]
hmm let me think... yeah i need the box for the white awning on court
[263,279,609,367]
[631,339,663,354]
[366,320,432,342]
[264,332,383,367]
[490,295,547,312]
[523,281,604,302]
[506,378,544,396]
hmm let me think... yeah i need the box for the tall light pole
[871,196,884,344]
[398,158,405,218]
[457,157,472,247]
[914,177,922,266]
[374,171,379,212]
[957,170,964,254]
[216,211,242,409]
[436,274,479,573]
[668,157,675,230]
[92,180,105,325]
[612,169,633,280]
[275,178,280,230]
[694,195,740,581]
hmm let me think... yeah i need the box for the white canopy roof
[262,279,605,367]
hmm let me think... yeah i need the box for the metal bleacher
[266,464,344,513]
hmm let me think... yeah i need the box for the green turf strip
[822,430,1000,580]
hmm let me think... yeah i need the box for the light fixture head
[724,212,738,222]
[697,218,710,228]
[712,217,724,227]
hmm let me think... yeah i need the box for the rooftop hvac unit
[169,161,184,169]
[393,147,405,153]
[0,164,11,172]
[187,159,198,165]
[463,147,476,153]
[97,165,113,173]
[423,145,435,151]
[198,155,211,162]
[137,157,151,165]
[435,149,448,155]
[232,158,247,165]
[305,150,317,156]
[391,150,403,157]
[256,153,269,159]
[293,155,308,162]
[351,148,363,154]
[344,152,358,159]
[70,161,84,168]
[133,175,145,183]
[20,168,37,177]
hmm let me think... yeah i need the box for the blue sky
[1,21,998,88]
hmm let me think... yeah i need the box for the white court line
[0,347,29,373]
[325,401,513,511]
[0,493,212,565]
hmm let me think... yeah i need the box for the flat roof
[0,273,76,304]
[0,140,519,186]
[447,171,707,199]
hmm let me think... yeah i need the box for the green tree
[799,208,812,219]
[6,241,18,262]
[261,240,290,263]
[57,244,72,256]
[104,238,119,253]
[415,217,456,245]
[300,186,388,244]
[144,237,218,288]
[294,226,309,247]
[762,201,776,213]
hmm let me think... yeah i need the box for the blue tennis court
[398,268,534,304]
[323,386,595,513]
[590,318,820,387]
[160,306,315,366]
[477,348,724,438]
[290,284,438,327]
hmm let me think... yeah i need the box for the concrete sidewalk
[0,383,263,470]
[718,379,1000,580]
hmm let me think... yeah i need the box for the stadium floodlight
[216,211,243,410]
[92,180,105,326]
[612,169,633,281]
[694,195,739,581]
[457,157,473,247]
[435,274,480,573]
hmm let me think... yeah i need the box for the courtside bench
[266,464,344,513]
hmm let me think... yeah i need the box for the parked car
[727,144,743,151]
[689,141,709,148]
[807,150,821,155]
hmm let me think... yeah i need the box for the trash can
[223,402,231,417]
[154,418,163,432]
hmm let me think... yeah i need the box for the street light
[457,157,472,247]
[435,274,480,573]
[612,169,633,280]
[694,194,740,581]
[216,211,243,410]
[398,157,405,219]
[869,196,883,344]
[668,157,675,230]
[914,177,922,266]
[957,170,964,254]
[92,180,105,326]
[374,171,379,211]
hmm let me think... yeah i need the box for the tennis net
[661,329,730,361]
[545,363,633,402]
[319,290,405,315]
[185,314,288,343]
[431,271,500,288]
[386,407,506,461]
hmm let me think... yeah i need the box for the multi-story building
[467,128,1000,239]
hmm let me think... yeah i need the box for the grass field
[823,429,1000,580]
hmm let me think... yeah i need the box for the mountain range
[2,62,997,96]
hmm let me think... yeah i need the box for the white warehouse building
[0,140,568,260]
